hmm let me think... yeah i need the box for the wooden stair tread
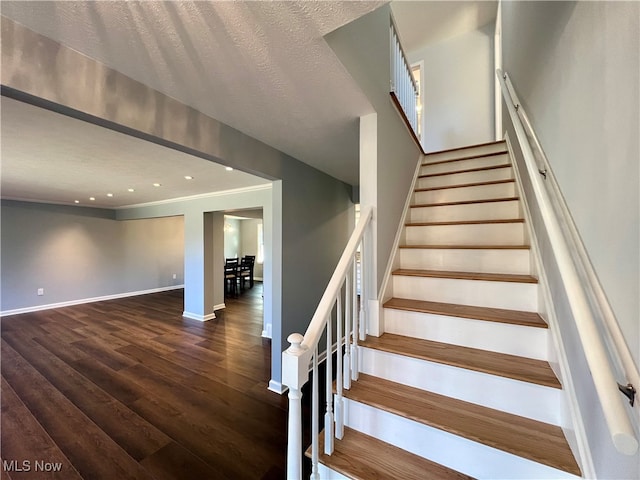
[419,163,511,179]
[307,428,474,480]
[422,150,508,167]
[392,269,538,284]
[406,218,524,226]
[415,178,515,192]
[360,334,561,388]
[411,196,519,208]
[383,298,547,328]
[426,140,506,156]
[399,244,530,250]
[344,374,580,477]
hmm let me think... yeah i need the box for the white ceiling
[392,1,498,52]
[1,96,270,208]
[0,0,383,188]
[0,1,497,208]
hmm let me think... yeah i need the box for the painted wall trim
[116,184,273,210]
[268,379,288,395]
[0,285,184,317]
[182,311,216,322]
[214,303,226,311]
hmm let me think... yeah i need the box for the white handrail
[504,72,640,405]
[497,69,638,455]
[282,206,373,479]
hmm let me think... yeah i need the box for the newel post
[282,333,310,480]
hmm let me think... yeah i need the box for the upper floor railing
[390,16,421,149]
[282,206,373,478]
[497,68,638,456]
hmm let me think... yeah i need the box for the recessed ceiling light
[153,183,162,187]
[107,193,114,197]
[89,197,96,201]
[225,167,233,172]
[74,200,80,204]
[128,188,135,192]
[184,175,193,180]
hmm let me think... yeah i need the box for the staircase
[312,141,583,479]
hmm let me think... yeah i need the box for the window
[257,222,264,264]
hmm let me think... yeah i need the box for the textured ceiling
[392,1,497,52]
[0,0,383,187]
[1,96,270,208]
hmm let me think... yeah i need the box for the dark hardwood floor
[1,284,291,479]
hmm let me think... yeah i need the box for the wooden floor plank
[140,442,225,480]
[383,298,548,328]
[1,284,289,479]
[1,377,82,480]
[1,341,155,480]
[361,333,561,388]
[3,331,171,461]
[345,374,580,476]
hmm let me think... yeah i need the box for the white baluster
[335,290,344,440]
[359,235,366,342]
[311,346,319,480]
[344,264,352,390]
[324,312,334,455]
[351,257,359,381]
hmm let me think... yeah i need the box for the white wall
[501,2,639,478]
[223,217,240,259]
[408,24,495,152]
[240,218,264,280]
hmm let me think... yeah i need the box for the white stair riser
[409,200,521,223]
[417,167,513,189]
[358,347,561,425]
[398,248,531,275]
[392,276,538,311]
[425,143,507,163]
[414,181,516,205]
[421,153,510,175]
[343,398,574,480]
[405,223,525,246]
[318,464,349,480]
[383,308,548,360]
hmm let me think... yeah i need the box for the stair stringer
[504,133,596,478]
[374,152,425,337]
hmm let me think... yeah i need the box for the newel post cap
[287,333,305,354]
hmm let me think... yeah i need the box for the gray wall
[1,200,183,312]
[408,24,495,152]
[326,4,422,292]
[501,2,639,478]
[1,17,352,388]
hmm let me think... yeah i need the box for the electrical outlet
[172,273,177,280]
[37,288,44,296]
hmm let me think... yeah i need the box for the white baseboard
[182,311,216,322]
[214,303,226,311]
[0,285,185,317]
[262,322,272,339]
[268,379,288,395]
